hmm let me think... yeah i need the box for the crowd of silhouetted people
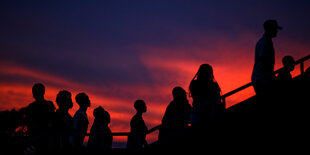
[1,58,308,154]
[0,62,229,154]
[0,19,310,154]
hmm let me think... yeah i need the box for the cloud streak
[1,0,310,146]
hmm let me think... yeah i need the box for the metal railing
[145,54,310,139]
[18,55,310,149]
[72,54,310,148]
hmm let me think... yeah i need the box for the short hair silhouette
[32,83,45,100]
[134,100,147,113]
[172,86,187,100]
[75,92,90,108]
[158,86,192,141]
[282,55,295,71]
[93,106,111,124]
[93,106,105,118]
[56,90,73,110]
[88,106,112,151]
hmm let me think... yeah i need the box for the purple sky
[1,0,310,145]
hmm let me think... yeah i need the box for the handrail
[146,54,310,136]
[17,55,310,147]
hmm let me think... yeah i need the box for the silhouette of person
[276,56,295,108]
[158,86,192,141]
[252,19,282,96]
[0,109,25,154]
[277,55,295,82]
[88,106,112,152]
[189,64,223,126]
[72,92,90,148]
[24,83,56,152]
[52,90,74,151]
[127,100,148,150]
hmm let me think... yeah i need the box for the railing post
[222,97,226,106]
[300,62,304,74]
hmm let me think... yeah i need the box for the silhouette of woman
[189,64,223,126]
[53,90,74,150]
[127,100,148,150]
[158,86,192,141]
[88,106,112,152]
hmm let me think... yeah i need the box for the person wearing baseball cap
[252,19,282,97]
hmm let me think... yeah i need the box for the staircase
[2,55,309,155]
[141,54,310,154]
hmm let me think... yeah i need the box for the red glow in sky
[1,0,310,147]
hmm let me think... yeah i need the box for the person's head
[172,86,187,101]
[264,19,282,38]
[32,83,45,101]
[75,92,91,110]
[134,100,147,114]
[195,64,215,82]
[56,90,73,111]
[282,55,295,72]
[93,106,111,125]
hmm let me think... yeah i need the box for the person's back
[24,83,55,135]
[26,100,55,135]
[159,87,192,140]
[88,106,112,152]
[190,80,221,107]
[276,56,296,117]
[252,35,275,83]
[189,64,222,125]
[24,83,55,152]
[127,100,148,150]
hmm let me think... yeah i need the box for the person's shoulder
[45,100,55,109]
[210,82,221,92]
[210,81,220,88]
[167,101,176,108]
[190,80,200,89]
[73,109,82,118]
[27,101,36,108]
[257,35,272,45]
[24,101,36,113]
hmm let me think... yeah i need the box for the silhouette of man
[72,92,90,148]
[53,90,74,150]
[252,19,282,96]
[24,83,55,152]
[127,100,148,150]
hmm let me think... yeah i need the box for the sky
[1,0,310,147]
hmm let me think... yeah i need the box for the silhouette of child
[127,100,148,150]
[189,64,223,125]
[24,83,55,152]
[53,90,74,150]
[88,106,112,152]
[277,55,295,82]
[158,86,192,141]
[72,92,90,148]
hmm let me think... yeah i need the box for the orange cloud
[0,62,166,145]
